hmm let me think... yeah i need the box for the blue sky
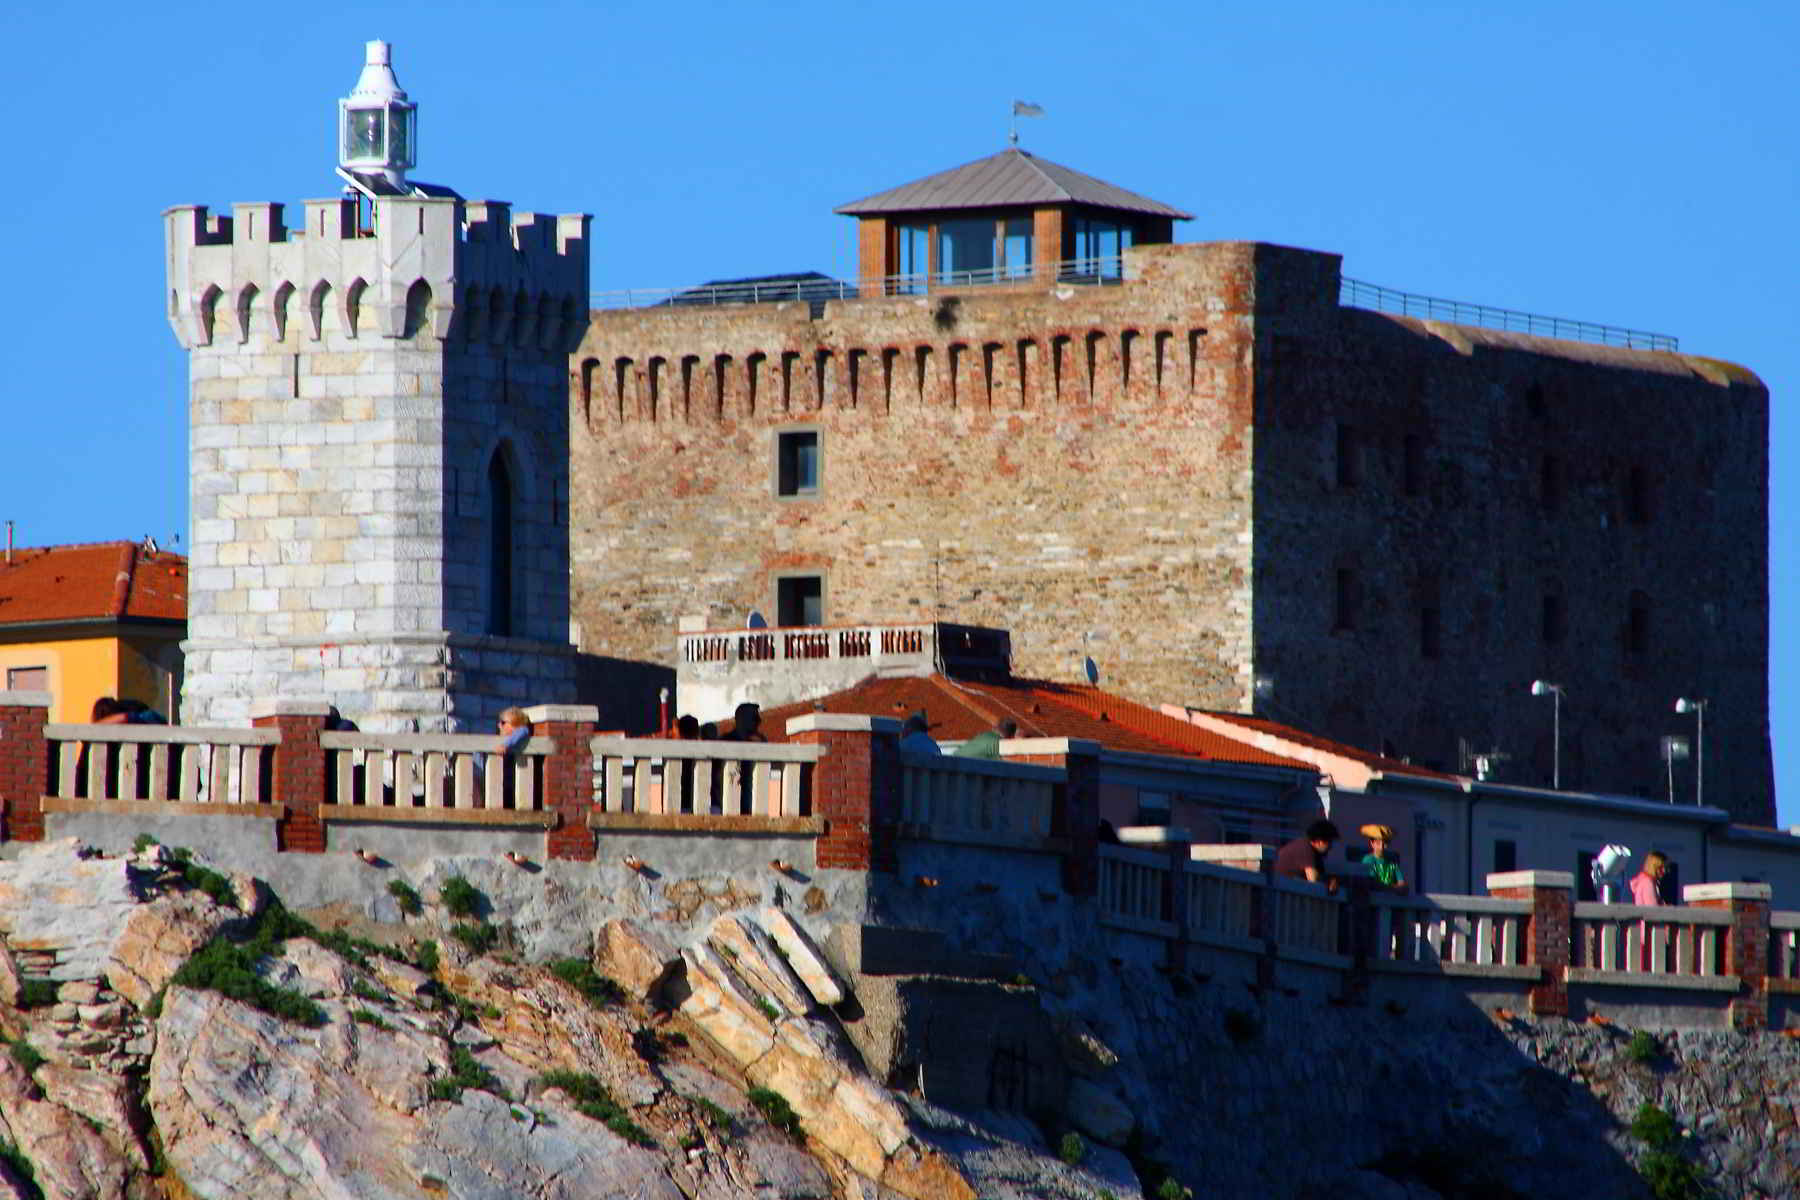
[3,0,1794,825]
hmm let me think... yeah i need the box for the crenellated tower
[164,41,591,731]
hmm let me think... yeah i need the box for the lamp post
[1674,697,1707,808]
[1529,681,1564,789]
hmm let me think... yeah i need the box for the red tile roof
[748,674,1312,770]
[0,542,187,626]
[1177,709,1461,782]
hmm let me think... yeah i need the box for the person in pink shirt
[1629,851,1669,906]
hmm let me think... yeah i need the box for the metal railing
[590,256,1127,310]
[1341,276,1678,351]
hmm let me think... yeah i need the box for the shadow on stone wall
[573,653,674,733]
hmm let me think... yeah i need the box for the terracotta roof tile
[748,674,1309,770]
[0,542,187,626]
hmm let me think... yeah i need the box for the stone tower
[165,41,590,731]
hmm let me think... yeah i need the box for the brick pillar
[526,704,600,861]
[1057,742,1102,896]
[0,690,51,843]
[253,700,330,854]
[1488,870,1574,1017]
[1685,882,1772,1033]
[787,714,900,873]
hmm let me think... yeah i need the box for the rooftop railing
[1340,276,1679,351]
[589,256,1127,310]
[588,258,1677,353]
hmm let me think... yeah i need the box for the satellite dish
[746,610,767,629]
[1083,656,1099,686]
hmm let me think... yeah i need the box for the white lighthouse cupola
[338,39,416,190]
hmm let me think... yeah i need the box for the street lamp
[1660,735,1691,804]
[1674,697,1707,808]
[1529,681,1564,789]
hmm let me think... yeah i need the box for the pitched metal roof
[834,148,1192,220]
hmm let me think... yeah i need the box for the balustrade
[1368,894,1530,970]
[1771,913,1800,982]
[45,723,280,809]
[589,737,818,819]
[1570,901,1731,982]
[898,754,1058,848]
[319,731,548,817]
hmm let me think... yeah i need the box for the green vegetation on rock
[15,978,58,1010]
[748,1086,802,1139]
[429,1045,509,1103]
[449,922,499,955]
[387,879,423,917]
[539,1070,655,1146]
[1058,1131,1086,1165]
[438,876,484,919]
[548,958,624,1008]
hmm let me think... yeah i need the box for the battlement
[164,196,590,351]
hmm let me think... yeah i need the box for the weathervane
[1009,99,1045,146]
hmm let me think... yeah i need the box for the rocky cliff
[0,838,1794,1200]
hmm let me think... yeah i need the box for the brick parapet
[1488,871,1572,1017]
[527,704,600,861]
[0,692,51,843]
[255,704,330,853]
[788,715,901,872]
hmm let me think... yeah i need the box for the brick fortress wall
[567,240,1772,822]
[569,243,1263,715]
[1249,278,1770,820]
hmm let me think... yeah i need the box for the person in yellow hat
[1360,824,1407,894]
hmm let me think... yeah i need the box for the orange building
[0,540,186,723]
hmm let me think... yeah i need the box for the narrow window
[1626,464,1651,524]
[1403,434,1424,497]
[486,453,514,637]
[1334,568,1358,631]
[613,357,632,420]
[776,430,820,498]
[1627,591,1650,655]
[579,357,599,427]
[1419,606,1440,659]
[1336,424,1360,487]
[1493,839,1517,874]
[776,575,824,627]
[1540,454,1562,509]
[1526,382,1548,420]
[1542,594,1566,645]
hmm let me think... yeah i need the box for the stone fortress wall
[167,196,590,731]
[566,240,1773,823]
